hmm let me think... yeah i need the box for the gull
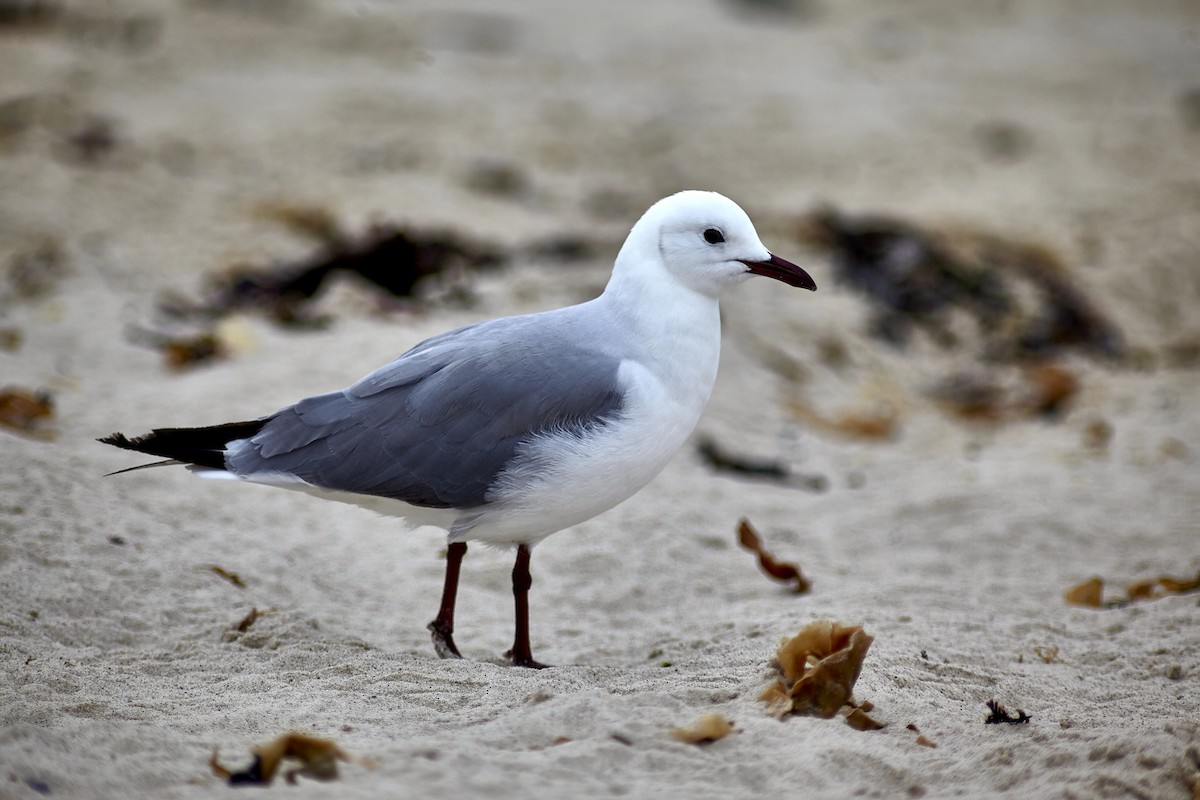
[101,190,816,668]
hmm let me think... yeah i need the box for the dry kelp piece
[792,207,1118,431]
[671,713,734,744]
[1064,576,1104,607]
[1083,419,1114,452]
[736,518,811,594]
[1162,335,1200,369]
[234,607,261,633]
[58,114,119,165]
[0,386,55,440]
[796,208,1123,361]
[906,724,938,748]
[126,325,227,369]
[161,211,503,325]
[0,327,24,351]
[761,620,882,729]
[1033,646,1062,664]
[204,564,246,589]
[1186,747,1200,800]
[210,733,361,786]
[844,707,886,731]
[785,397,899,441]
[0,3,158,52]
[929,363,1080,423]
[0,0,62,28]
[798,209,1008,348]
[698,437,788,481]
[779,622,872,715]
[1066,572,1200,608]
[123,318,256,372]
[1160,438,1189,462]
[985,699,1031,725]
[697,437,828,491]
[6,239,69,300]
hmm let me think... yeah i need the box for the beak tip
[743,254,817,292]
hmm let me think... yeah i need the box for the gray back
[226,311,627,509]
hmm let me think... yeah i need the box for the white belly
[453,356,714,545]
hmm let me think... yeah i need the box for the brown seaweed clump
[760,620,882,729]
[160,207,503,327]
[210,733,370,786]
[0,386,55,440]
[791,207,1126,430]
[984,699,1031,725]
[1065,571,1200,608]
[736,518,811,593]
[797,208,1123,361]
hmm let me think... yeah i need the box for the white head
[613,190,816,299]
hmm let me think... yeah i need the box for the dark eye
[703,228,725,244]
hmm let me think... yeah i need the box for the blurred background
[1,4,1198,795]
[2,0,1196,470]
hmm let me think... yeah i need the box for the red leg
[507,543,550,668]
[428,542,467,659]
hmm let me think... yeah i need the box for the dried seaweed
[234,607,260,633]
[0,0,61,28]
[0,386,55,440]
[0,327,22,351]
[985,699,1031,725]
[464,159,529,198]
[671,713,734,744]
[697,437,828,490]
[1160,438,1189,461]
[204,565,246,589]
[736,518,811,594]
[797,208,1123,361]
[126,325,227,369]
[1033,646,1062,664]
[845,707,885,731]
[210,733,361,786]
[6,239,69,300]
[59,115,119,165]
[761,620,882,730]
[698,437,789,480]
[795,208,1124,430]
[161,210,502,326]
[1064,576,1104,607]
[0,3,158,51]
[1162,336,1200,369]
[1083,419,1113,452]
[929,363,1080,423]
[907,724,938,747]
[1065,571,1200,608]
[785,397,899,441]
[222,607,275,644]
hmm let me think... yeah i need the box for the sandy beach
[2,1,1198,797]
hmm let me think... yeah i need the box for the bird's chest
[610,339,718,468]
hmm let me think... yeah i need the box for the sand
[2,1,1198,797]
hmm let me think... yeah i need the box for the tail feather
[99,419,267,472]
[103,459,181,477]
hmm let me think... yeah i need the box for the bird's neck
[599,251,723,408]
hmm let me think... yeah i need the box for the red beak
[740,253,817,291]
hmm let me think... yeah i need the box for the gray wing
[225,315,626,509]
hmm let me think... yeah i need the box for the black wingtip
[98,420,266,471]
[99,432,137,450]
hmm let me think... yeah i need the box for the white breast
[456,339,719,546]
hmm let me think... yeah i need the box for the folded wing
[226,318,626,509]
